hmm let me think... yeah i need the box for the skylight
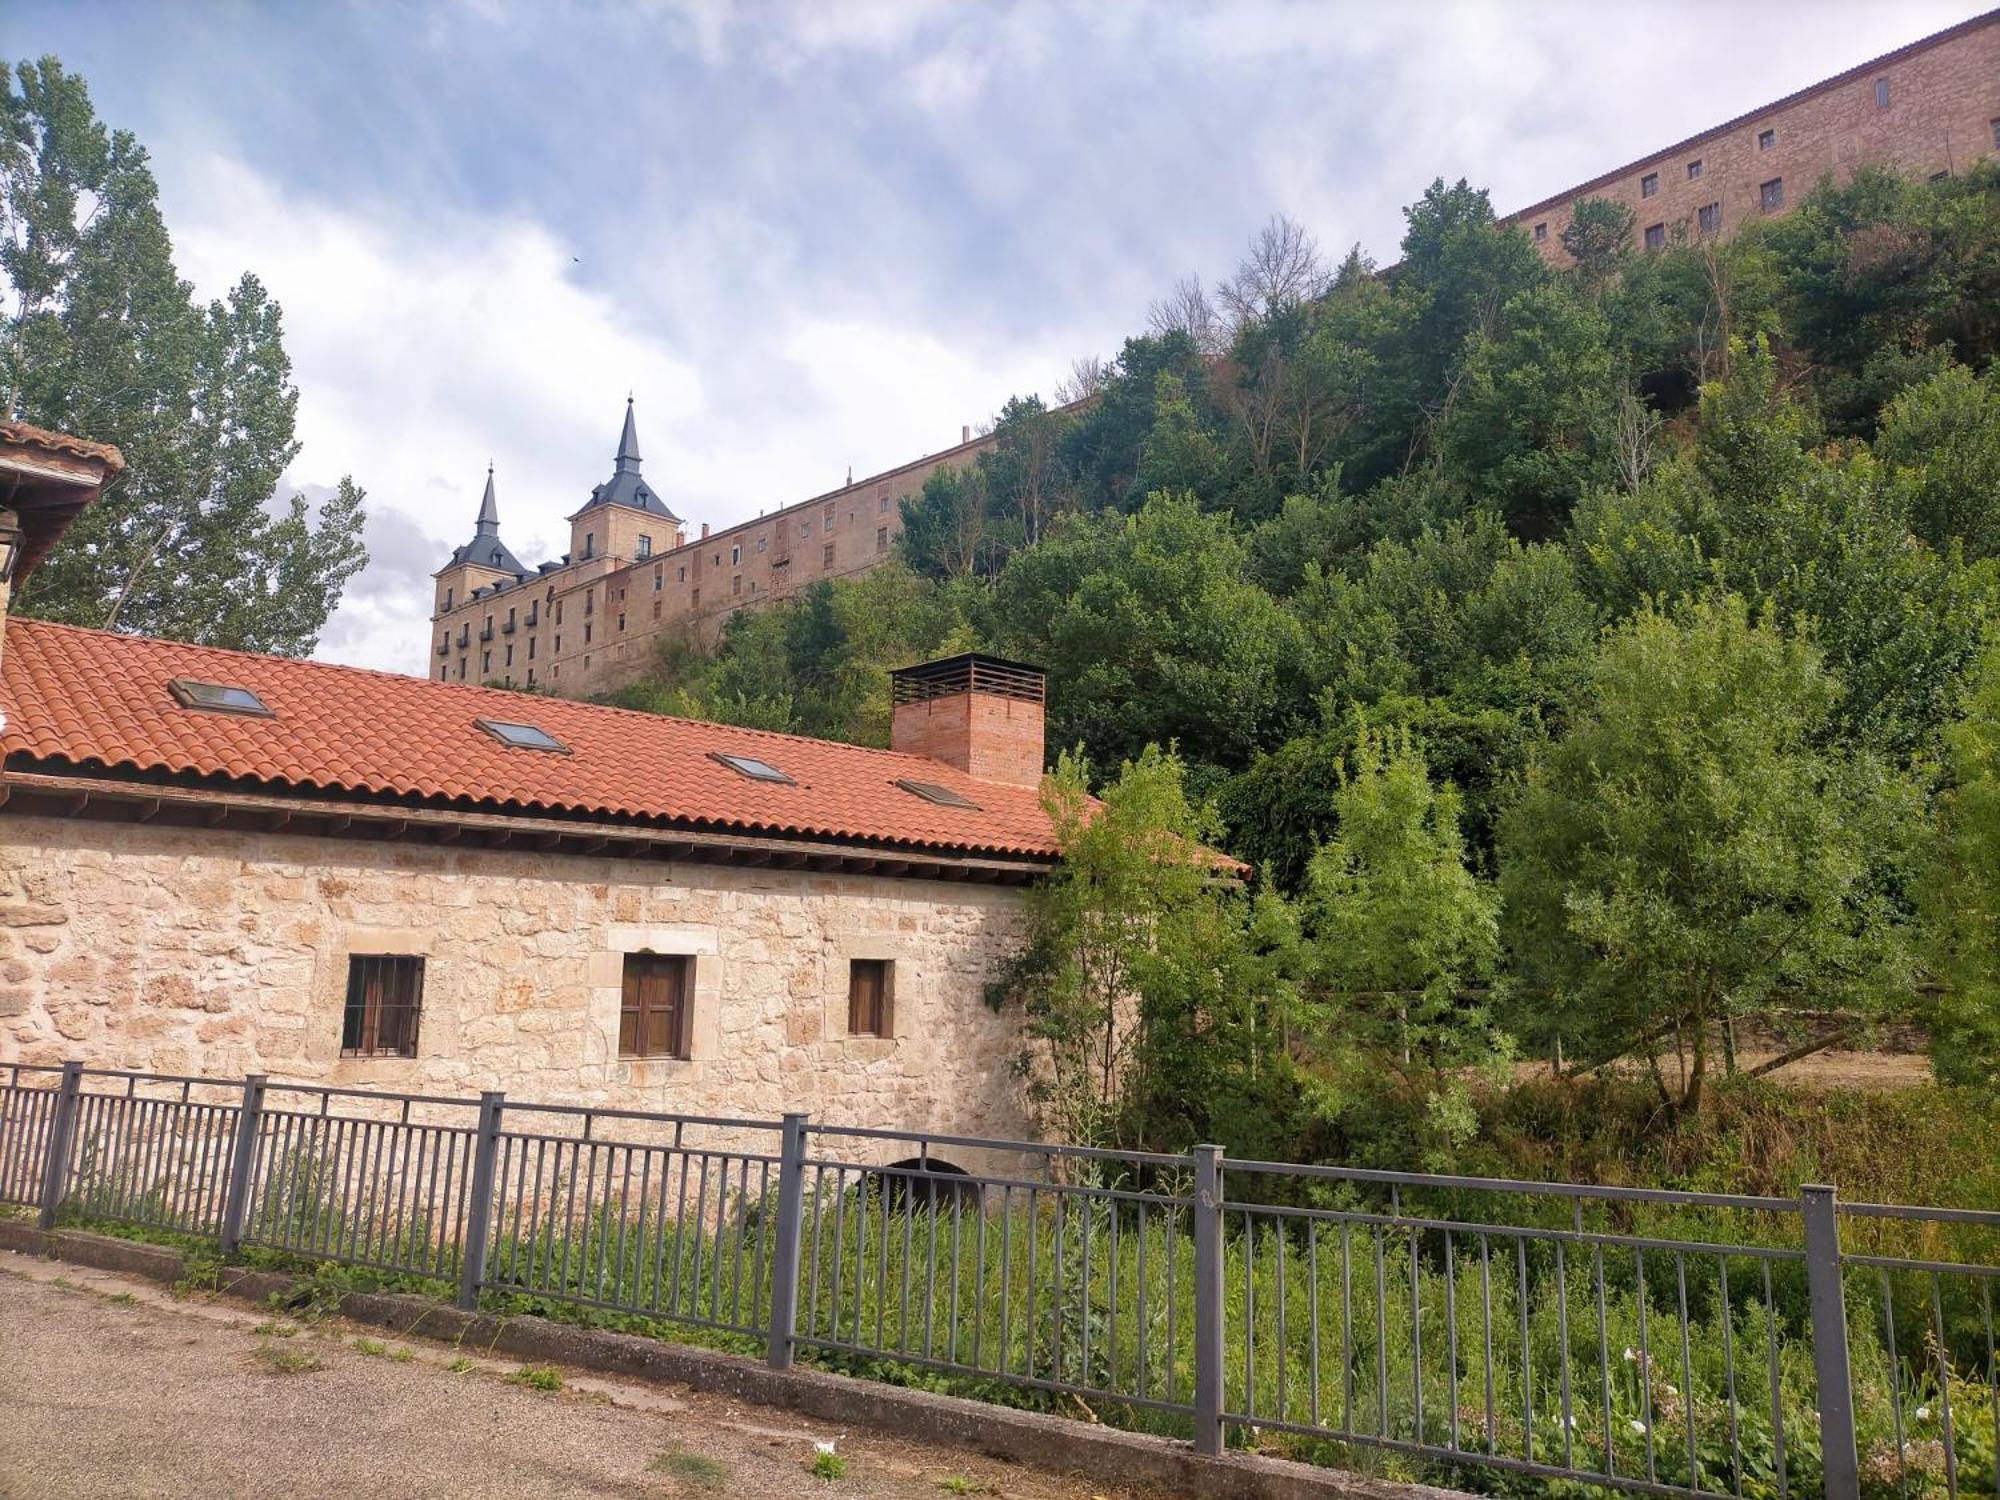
[895,778,981,811]
[475,717,568,753]
[168,678,274,717]
[710,751,794,784]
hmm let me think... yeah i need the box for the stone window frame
[1640,171,1659,199]
[590,925,722,1070]
[322,926,439,1068]
[828,939,903,1046]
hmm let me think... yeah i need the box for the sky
[6,0,1991,675]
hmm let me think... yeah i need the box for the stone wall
[0,814,1037,1146]
[1511,14,2000,261]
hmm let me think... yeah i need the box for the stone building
[2,425,1067,1143]
[429,400,999,699]
[1510,9,2000,262]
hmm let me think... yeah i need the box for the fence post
[456,1090,505,1311]
[1192,1143,1226,1457]
[1802,1184,1861,1500]
[218,1074,267,1256]
[765,1111,810,1369]
[36,1061,84,1231]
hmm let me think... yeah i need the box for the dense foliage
[2,57,367,654]
[617,166,2000,1152]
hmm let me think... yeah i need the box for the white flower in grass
[1623,1347,1638,1362]
[1914,1406,1931,1421]
[1565,1414,1578,1430]
[1630,1419,1649,1435]
[814,1438,841,1456]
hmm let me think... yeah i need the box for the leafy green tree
[990,491,1309,775]
[1498,595,1920,1117]
[898,463,995,579]
[1560,197,1636,295]
[1875,362,2000,560]
[1441,280,1619,537]
[2,56,367,654]
[1919,637,2000,1098]
[1304,727,1502,1079]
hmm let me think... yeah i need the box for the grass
[254,1342,325,1375]
[808,1448,848,1481]
[507,1363,564,1393]
[252,1319,299,1338]
[649,1449,728,1489]
[935,1477,988,1495]
[390,1346,415,1363]
[446,1355,474,1374]
[352,1336,386,1357]
[107,1291,138,1306]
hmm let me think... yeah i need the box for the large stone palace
[430,401,994,698]
[1509,8,2000,261]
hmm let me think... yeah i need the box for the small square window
[1875,77,1890,109]
[1758,128,1776,151]
[848,958,892,1038]
[710,751,793,783]
[1761,177,1784,212]
[1687,159,1702,180]
[342,955,423,1058]
[1533,221,1548,241]
[476,718,568,752]
[1644,223,1665,251]
[620,952,691,1060]
[1698,201,1721,235]
[1640,172,1659,198]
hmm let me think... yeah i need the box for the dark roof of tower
[578,398,681,521]
[445,466,529,575]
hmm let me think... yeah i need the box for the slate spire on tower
[447,463,528,575]
[580,397,681,521]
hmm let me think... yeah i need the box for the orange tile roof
[1,620,1064,860]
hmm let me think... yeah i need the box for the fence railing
[2,1060,1995,1500]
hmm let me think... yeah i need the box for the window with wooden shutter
[341,956,424,1057]
[848,959,892,1038]
[620,953,692,1059]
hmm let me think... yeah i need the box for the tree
[1919,637,2000,1099]
[1875,362,2000,560]
[1304,727,1501,1079]
[1218,213,1330,329]
[1498,595,1919,1117]
[2,56,366,653]
[1560,197,1635,295]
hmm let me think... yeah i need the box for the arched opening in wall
[869,1156,981,1214]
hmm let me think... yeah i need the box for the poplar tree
[1,56,366,655]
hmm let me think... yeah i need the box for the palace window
[692,587,701,607]
[756,535,767,552]
[617,613,626,632]
[636,534,653,559]
[731,543,742,565]
[732,575,743,596]
[444,588,454,609]
[1533,222,1547,241]
[848,959,892,1038]
[1687,159,1702,180]
[1875,77,1890,109]
[677,566,686,582]
[824,506,835,528]
[1644,223,1665,251]
[654,566,663,590]
[653,600,661,620]
[824,543,836,568]
[583,531,595,559]
[1761,177,1785,212]
[342,955,424,1058]
[619,953,692,1060]
[1758,128,1776,151]
[879,494,892,512]
[1640,172,1659,199]
[876,527,888,553]
[1698,201,1721,235]
[584,623,592,643]
[481,651,491,674]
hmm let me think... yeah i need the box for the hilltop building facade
[1510,9,2000,261]
[429,400,995,699]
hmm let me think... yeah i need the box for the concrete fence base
[0,1219,1472,1500]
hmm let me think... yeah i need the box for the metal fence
[3,1060,1995,1500]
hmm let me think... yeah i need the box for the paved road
[0,1254,1153,1500]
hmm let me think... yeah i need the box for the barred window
[342,956,424,1058]
[848,959,892,1038]
[621,953,692,1060]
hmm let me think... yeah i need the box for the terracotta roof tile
[1,621,1063,859]
[0,421,126,473]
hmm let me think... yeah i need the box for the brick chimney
[890,653,1046,788]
